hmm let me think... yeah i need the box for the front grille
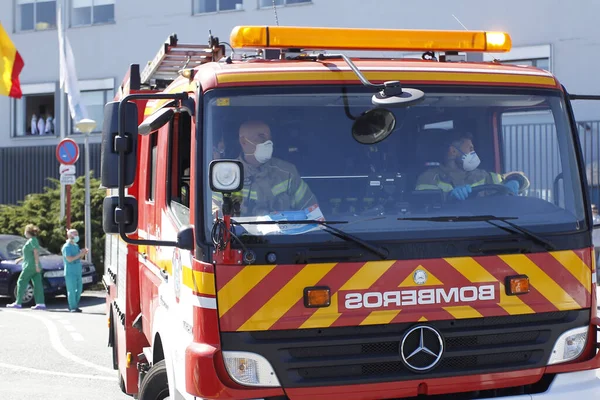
[220,310,588,388]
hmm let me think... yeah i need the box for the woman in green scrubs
[7,224,46,310]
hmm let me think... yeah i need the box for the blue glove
[503,180,520,195]
[450,185,472,200]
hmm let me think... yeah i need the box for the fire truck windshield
[203,85,586,242]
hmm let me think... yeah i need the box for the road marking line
[64,325,76,332]
[71,332,84,342]
[4,310,113,373]
[0,362,113,381]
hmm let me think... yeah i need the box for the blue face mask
[73,236,80,243]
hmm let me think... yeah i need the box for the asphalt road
[0,291,130,400]
[0,287,599,400]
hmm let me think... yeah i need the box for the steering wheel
[469,184,513,198]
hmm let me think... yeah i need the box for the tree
[0,173,106,277]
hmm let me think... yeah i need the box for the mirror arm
[116,92,189,248]
[319,53,404,97]
[569,94,600,100]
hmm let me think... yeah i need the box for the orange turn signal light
[304,287,331,308]
[126,352,132,368]
[506,275,530,295]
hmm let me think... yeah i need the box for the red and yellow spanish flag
[0,22,24,99]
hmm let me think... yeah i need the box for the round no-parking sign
[56,138,80,165]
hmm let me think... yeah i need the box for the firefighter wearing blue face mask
[415,132,529,200]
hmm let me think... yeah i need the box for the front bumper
[490,370,600,400]
[43,273,98,294]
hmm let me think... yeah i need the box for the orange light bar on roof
[229,26,512,53]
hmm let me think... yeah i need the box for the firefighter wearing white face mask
[213,120,321,217]
[415,132,528,201]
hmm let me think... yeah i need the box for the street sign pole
[57,138,80,231]
[84,133,91,262]
[66,185,71,229]
[76,119,96,263]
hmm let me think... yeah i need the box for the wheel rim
[14,283,34,304]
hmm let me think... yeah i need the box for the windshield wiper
[398,215,556,251]
[231,219,389,260]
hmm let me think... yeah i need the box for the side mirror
[177,226,194,251]
[103,196,139,234]
[101,101,139,189]
[352,108,397,145]
[209,160,244,193]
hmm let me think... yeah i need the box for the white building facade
[1,0,599,202]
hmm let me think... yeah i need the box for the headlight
[548,326,588,365]
[44,270,64,278]
[222,351,280,387]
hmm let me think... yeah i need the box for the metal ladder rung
[140,34,221,86]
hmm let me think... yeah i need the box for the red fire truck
[101,26,600,399]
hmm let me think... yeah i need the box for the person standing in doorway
[62,229,88,312]
[6,224,46,309]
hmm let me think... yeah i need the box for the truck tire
[138,360,169,400]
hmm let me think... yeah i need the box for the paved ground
[0,291,130,400]
[0,287,599,400]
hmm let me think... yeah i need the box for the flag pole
[59,0,66,223]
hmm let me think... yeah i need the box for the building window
[484,44,551,72]
[193,0,243,13]
[16,0,57,32]
[70,88,114,134]
[259,0,311,7]
[12,83,57,137]
[502,58,550,71]
[71,0,115,27]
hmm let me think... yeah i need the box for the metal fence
[0,123,599,206]
[502,120,600,207]
[0,143,101,205]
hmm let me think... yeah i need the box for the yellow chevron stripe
[498,283,535,315]
[444,306,483,319]
[550,251,591,292]
[238,263,337,331]
[500,254,580,310]
[300,293,341,329]
[182,267,215,296]
[217,71,557,87]
[360,310,401,326]
[217,266,275,317]
[444,257,497,282]
[300,260,396,329]
[445,256,533,315]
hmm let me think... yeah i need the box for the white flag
[57,4,88,123]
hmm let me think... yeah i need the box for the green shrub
[0,173,106,276]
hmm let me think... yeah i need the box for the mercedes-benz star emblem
[413,269,428,285]
[400,325,444,372]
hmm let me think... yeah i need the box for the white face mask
[249,140,274,164]
[460,151,481,172]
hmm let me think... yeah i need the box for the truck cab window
[168,112,192,223]
[147,132,158,202]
